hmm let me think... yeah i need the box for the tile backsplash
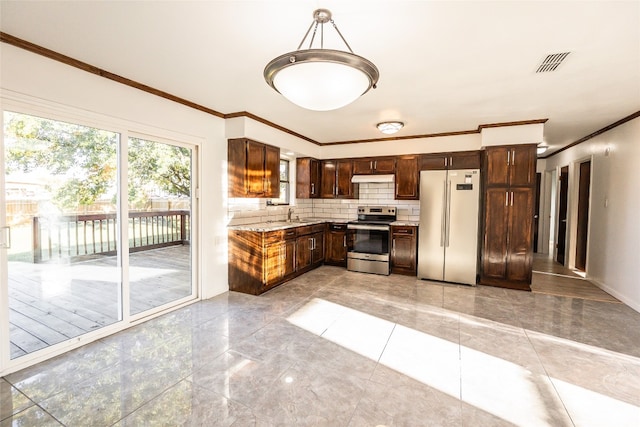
[227,183,419,225]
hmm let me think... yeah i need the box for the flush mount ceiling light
[537,146,548,155]
[264,9,379,111]
[377,121,404,134]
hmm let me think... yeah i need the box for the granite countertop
[229,218,418,231]
[228,218,337,232]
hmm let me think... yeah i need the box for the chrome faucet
[287,207,294,222]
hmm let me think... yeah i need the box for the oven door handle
[347,224,390,231]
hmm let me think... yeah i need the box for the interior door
[534,173,541,252]
[556,166,569,265]
[575,160,591,271]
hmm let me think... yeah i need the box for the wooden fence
[32,210,190,263]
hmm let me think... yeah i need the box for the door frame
[0,95,202,376]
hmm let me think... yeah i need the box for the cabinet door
[392,227,417,274]
[450,151,481,170]
[509,146,536,187]
[485,147,510,187]
[326,230,347,264]
[295,158,320,198]
[246,140,267,196]
[227,139,247,197]
[320,161,336,198]
[336,160,356,198]
[296,236,312,270]
[506,188,534,282]
[395,156,419,200]
[264,144,280,198]
[420,154,447,170]
[264,243,283,286]
[353,159,373,174]
[283,239,296,277]
[311,231,325,264]
[373,158,396,174]
[482,187,509,280]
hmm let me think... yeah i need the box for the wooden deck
[8,245,192,359]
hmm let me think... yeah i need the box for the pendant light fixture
[264,9,379,111]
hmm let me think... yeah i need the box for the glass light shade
[273,61,370,111]
[265,49,379,111]
[377,121,404,134]
[537,146,548,155]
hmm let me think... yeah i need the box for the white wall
[542,116,640,312]
[0,44,229,299]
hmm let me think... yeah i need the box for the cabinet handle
[311,183,315,194]
[374,160,377,170]
[392,238,396,256]
[370,160,373,170]
[505,191,509,206]
[343,235,347,247]
[444,157,448,167]
[449,157,453,167]
[507,150,510,165]
[511,191,514,206]
[512,149,516,166]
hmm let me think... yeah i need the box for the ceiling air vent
[536,52,571,73]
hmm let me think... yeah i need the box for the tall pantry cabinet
[480,144,537,290]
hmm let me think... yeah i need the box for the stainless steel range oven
[347,206,396,275]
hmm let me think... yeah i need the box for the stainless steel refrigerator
[418,169,480,285]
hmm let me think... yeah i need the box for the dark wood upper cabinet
[353,157,396,174]
[420,151,481,171]
[485,145,536,187]
[296,157,320,198]
[264,144,280,198]
[336,160,357,198]
[320,160,337,198]
[320,159,358,199]
[228,138,280,198]
[395,155,419,200]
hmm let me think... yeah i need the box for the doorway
[575,160,591,271]
[556,166,569,265]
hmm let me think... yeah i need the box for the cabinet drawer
[392,226,416,236]
[296,225,313,236]
[328,223,347,231]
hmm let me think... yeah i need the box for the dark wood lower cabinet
[228,224,325,295]
[325,223,347,266]
[480,187,534,290]
[391,225,418,275]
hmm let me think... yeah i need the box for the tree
[4,111,190,212]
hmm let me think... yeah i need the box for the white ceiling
[1,1,639,154]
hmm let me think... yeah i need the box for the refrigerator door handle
[445,180,452,247]
[440,180,447,247]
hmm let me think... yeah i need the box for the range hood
[351,174,395,183]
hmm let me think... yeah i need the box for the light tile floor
[2,266,640,426]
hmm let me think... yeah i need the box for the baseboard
[590,277,640,314]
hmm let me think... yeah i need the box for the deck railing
[32,210,190,263]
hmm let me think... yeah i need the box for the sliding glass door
[128,137,193,315]
[2,111,121,359]
[1,111,196,366]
